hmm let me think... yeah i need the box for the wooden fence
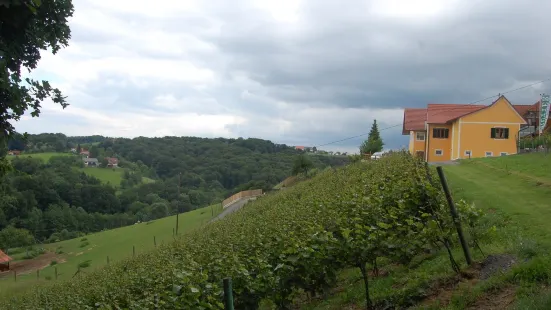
[222,189,263,209]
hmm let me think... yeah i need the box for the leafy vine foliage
[5,152,483,309]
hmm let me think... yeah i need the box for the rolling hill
[0,203,224,297]
[3,152,551,309]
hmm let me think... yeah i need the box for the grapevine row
[5,151,482,310]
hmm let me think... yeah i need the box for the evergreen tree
[76,144,81,154]
[360,120,384,154]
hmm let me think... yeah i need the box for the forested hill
[1,134,348,247]
[11,133,349,191]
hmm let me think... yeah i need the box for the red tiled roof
[0,250,12,263]
[426,104,486,124]
[402,108,427,134]
[295,146,305,150]
[513,104,534,116]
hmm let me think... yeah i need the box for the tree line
[0,135,349,250]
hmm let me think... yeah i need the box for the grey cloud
[22,0,551,151]
[193,0,551,110]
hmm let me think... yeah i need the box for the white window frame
[500,152,508,156]
[416,132,425,141]
[485,151,493,157]
[464,150,472,156]
[435,149,443,156]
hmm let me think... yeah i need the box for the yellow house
[402,95,527,162]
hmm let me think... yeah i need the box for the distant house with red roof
[0,249,12,271]
[7,150,21,156]
[80,149,90,158]
[513,100,551,137]
[403,95,528,162]
[105,157,119,168]
[295,146,305,151]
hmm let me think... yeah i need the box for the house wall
[461,96,526,123]
[427,124,453,162]
[408,131,426,156]
[457,123,520,159]
[408,131,414,154]
[452,121,460,159]
[456,97,525,159]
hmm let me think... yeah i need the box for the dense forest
[0,134,349,249]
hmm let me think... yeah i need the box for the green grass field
[444,154,551,245]
[0,203,224,297]
[8,152,72,162]
[78,167,124,187]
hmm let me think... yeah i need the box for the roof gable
[456,95,527,124]
[402,108,427,134]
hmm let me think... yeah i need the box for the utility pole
[176,172,181,235]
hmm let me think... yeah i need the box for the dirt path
[0,252,63,278]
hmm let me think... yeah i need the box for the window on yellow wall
[491,128,509,139]
[435,149,443,156]
[416,132,425,141]
[433,128,449,138]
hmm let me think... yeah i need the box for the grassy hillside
[0,203,223,297]
[9,152,147,187]
[5,153,551,309]
[445,153,551,245]
[0,152,482,309]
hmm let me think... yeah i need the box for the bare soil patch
[466,285,517,310]
[480,254,517,280]
[417,254,518,309]
[0,252,64,278]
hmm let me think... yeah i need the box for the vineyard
[3,152,485,309]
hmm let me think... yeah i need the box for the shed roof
[0,249,12,263]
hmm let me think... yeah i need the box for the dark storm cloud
[196,0,551,110]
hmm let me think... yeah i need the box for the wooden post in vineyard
[436,166,473,265]
[176,172,181,235]
[223,278,234,310]
[154,236,157,247]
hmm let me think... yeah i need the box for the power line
[316,78,551,148]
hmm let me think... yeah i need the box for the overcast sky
[15,0,551,153]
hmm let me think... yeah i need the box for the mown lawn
[0,203,224,297]
[464,152,551,183]
[445,156,551,242]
